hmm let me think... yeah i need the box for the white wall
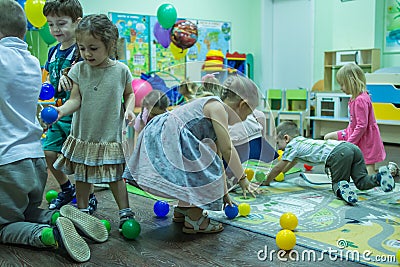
[271,0,314,89]
[313,0,377,83]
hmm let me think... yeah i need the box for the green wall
[79,0,263,86]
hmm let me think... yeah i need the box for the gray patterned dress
[126,96,226,210]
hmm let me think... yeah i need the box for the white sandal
[182,210,224,234]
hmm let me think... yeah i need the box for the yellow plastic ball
[238,203,251,216]
[277,150,283,160]
[245,168,255,181]
[397,249,400,264]
[280,212,298,230]
[274,172,285,182]
[276,229,296,250]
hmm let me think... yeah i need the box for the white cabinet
[316,92,350,118]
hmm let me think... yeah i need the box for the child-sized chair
[277,88,310,137]
[262,89,284,136]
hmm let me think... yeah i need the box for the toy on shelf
[226,51,246,75]
[202,50,225,72]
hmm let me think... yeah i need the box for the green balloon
[157,3,177,29]
[39,22,57,45]
[121,219,141,239]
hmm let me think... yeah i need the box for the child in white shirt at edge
[0,0,107,263]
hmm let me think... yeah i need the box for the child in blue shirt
[42,0,97,213]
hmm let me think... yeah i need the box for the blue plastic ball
[40,106,58,124]
[39,83,55,100]
[153,200,169,217]
[225,204,239,219]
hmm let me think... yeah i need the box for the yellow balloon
[238,203,251,216]
[276,229,296,250]
[170,43,187,60]
[274,172,285,182]
[25,0,46,28]
[279,212,298,230]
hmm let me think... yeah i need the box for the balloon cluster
[154,4,198,60]
[17,0,57,45]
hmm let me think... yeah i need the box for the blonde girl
[125,74,258,234]
[324,63,385,174]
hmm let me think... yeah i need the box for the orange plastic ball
[280,212,298,230]
[276,229,296,250]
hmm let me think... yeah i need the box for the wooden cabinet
[324,48,380,91]
[315,92,350,118]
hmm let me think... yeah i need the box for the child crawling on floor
[263,121,395,205]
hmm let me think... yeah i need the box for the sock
[60,180,73,192]
[80,208,90,213]
[40,227,56,246]
[51,211,60,225]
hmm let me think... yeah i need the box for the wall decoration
[109,13,150,77]
[186,20,231,62]
[384,0,400,53]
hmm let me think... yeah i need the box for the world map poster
[187,20,231,62]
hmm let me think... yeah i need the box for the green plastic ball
[255,171,266,183]
[101,219,111,233]
[46,190,58,203]
[121,219,141,239]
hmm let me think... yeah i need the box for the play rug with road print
[209,175,400,267]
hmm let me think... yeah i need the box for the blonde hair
[142,90,169,114]
[221,74,259,110]
[0,0,26,39]
[197,74,222,97]
[178,80,199,101]
[336,63,366,98]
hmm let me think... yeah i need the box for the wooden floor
[1,143,399,267]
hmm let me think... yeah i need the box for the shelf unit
[324,48,380,91]
[315,92,350,118]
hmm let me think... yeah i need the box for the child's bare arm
[56,82,81,118]
[263,160,293,186]
[205,100,256,198]
[205,101,242,179]
[281,160,298,173]
[123,81,136,124]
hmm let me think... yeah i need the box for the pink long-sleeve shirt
[338,92,386,164]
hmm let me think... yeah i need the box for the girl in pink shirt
[324,63,386,174]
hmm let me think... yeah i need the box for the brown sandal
[172,207,188,223]
[182,210,224,234]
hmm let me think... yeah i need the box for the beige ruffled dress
[54,61,132,183]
